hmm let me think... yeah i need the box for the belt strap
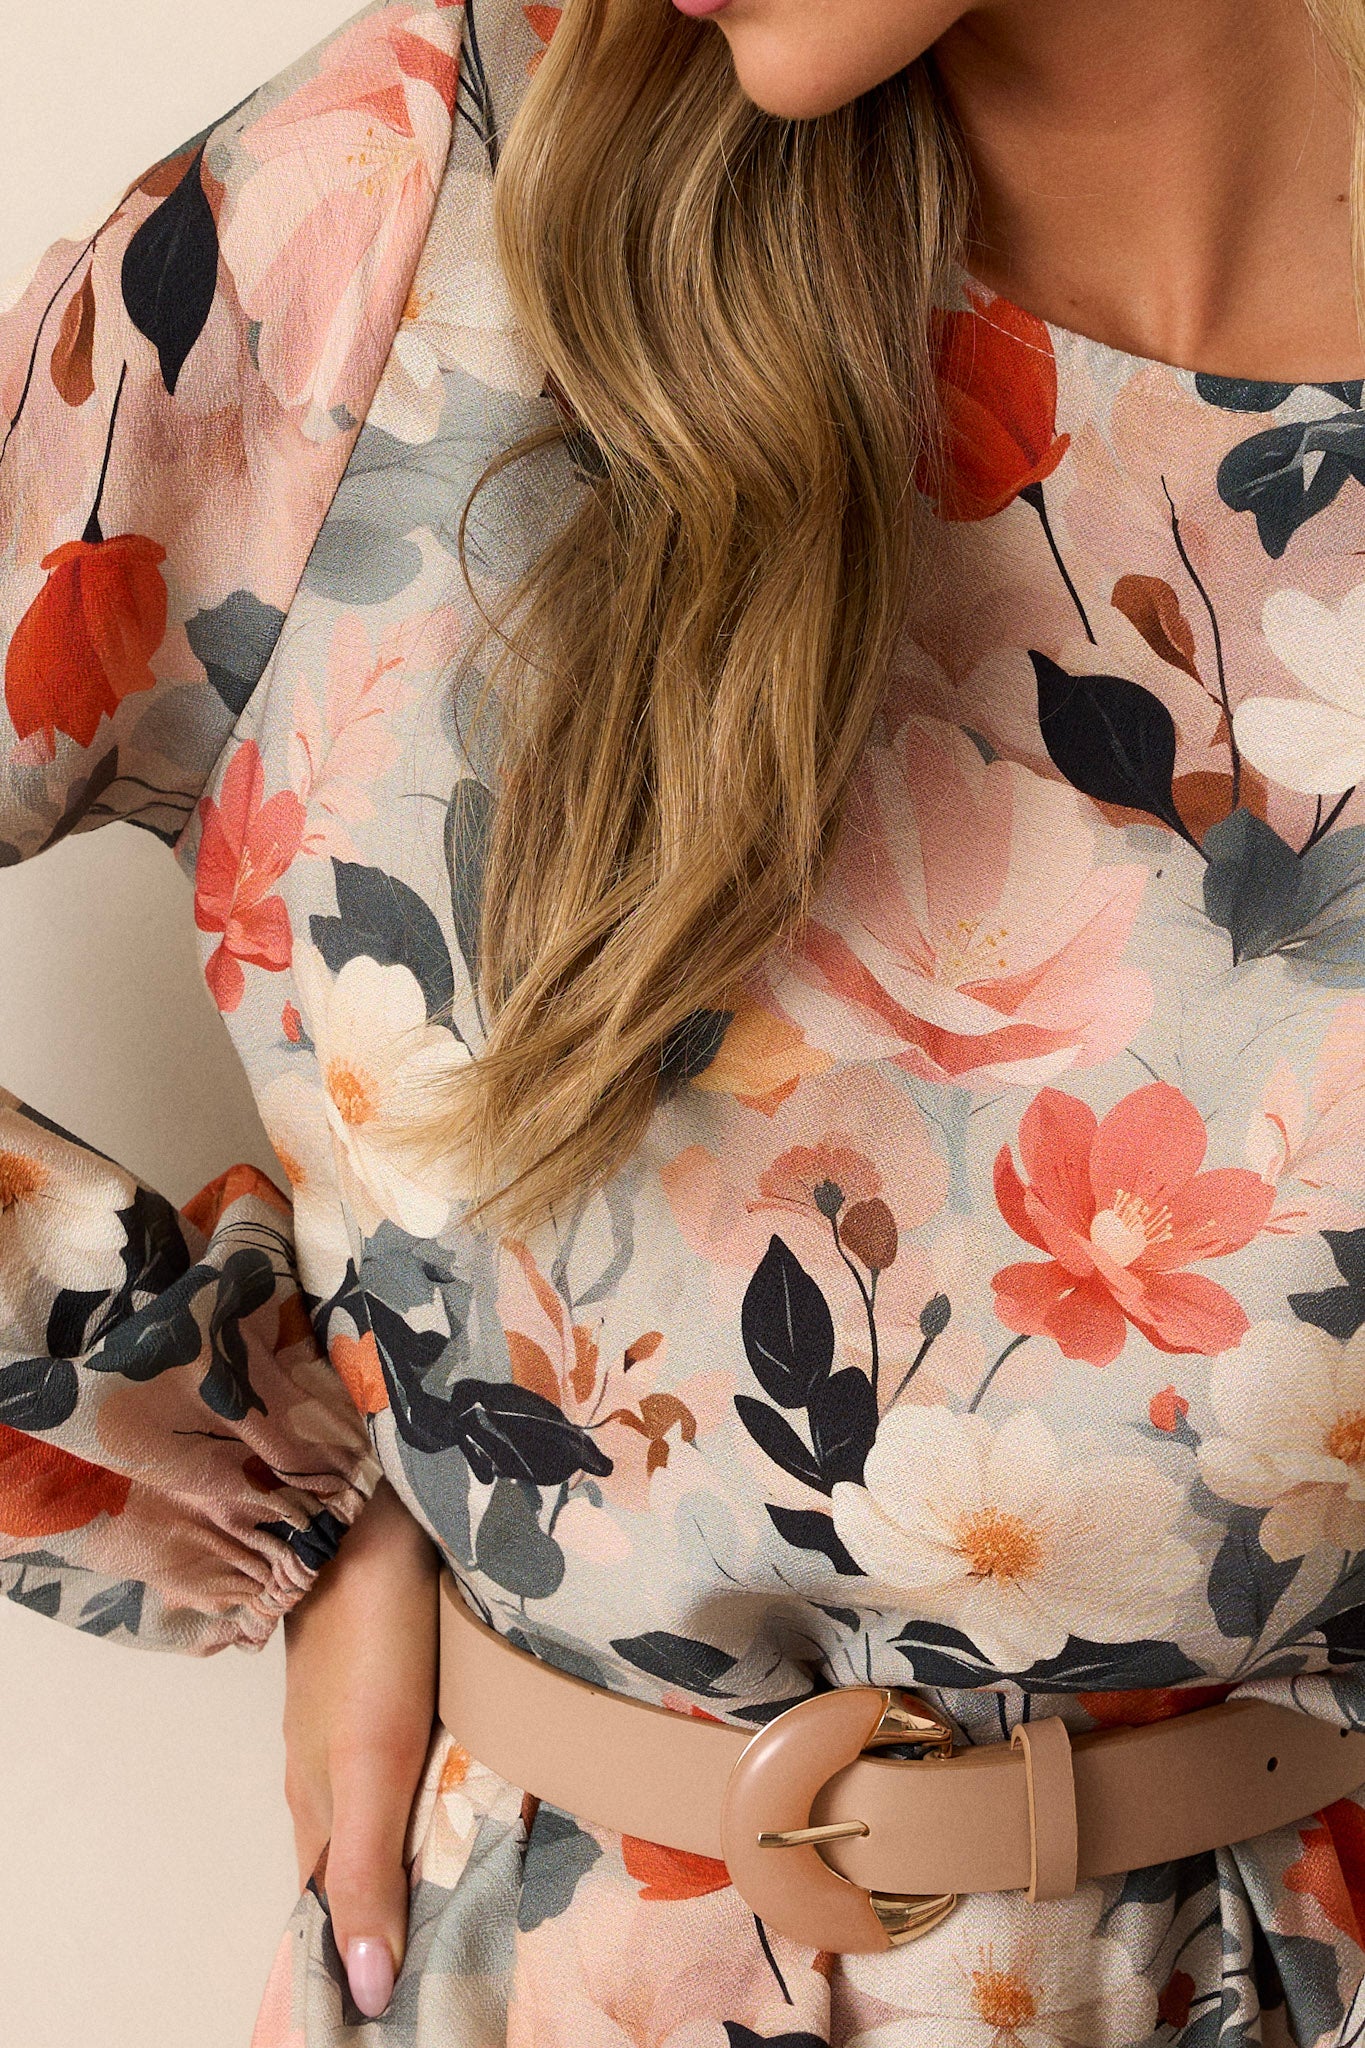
[437,1569,1365,1948]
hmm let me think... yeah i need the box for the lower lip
[670,0,731,15]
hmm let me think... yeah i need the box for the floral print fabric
[6,2,1365,2043]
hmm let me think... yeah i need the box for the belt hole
[1267,1756,1278,1772]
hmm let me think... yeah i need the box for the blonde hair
[436,0,1362,1236]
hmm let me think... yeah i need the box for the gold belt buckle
[718,1685,959,1953]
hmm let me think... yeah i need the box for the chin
[722,40,873,119]
[714,5,971,120]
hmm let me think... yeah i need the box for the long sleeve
[0,0,461,1652]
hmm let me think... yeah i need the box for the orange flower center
[0,1148,48,1212]
[970,1964,1039,2033]
[1090,1187,1173,1268]
[402,281,433,327]
[273,1145,307,1191]
[935,915,1011,985]
[954,1505,1045,1584]
[326,1060,380,1127]
[1327,1413,1365,1467]
[439,1742,472,1794]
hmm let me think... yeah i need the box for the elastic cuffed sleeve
[0,1092,381,1651]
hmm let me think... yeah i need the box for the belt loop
[1010,1718,1078,1902]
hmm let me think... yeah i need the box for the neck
[933,0,1364,380]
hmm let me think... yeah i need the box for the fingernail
[346,1936,395,2018]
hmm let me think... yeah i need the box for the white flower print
[1200,1320,1365,1560]
[257,1072,355,1300]
[366,167,547,442]
[1233,583,1365,793]
[841,1884,1156,2047]
[829,1406,1200,1668]
[0,1104,132,1350]
[291,943,472,1240]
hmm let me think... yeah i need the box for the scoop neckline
[956,260,1365,400]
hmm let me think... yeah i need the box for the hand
[282,1475,441,2019]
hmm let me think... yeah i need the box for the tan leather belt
[437,1566,1365,1952]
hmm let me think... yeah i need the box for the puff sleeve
[0,0,461,1651]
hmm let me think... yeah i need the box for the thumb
[325,1734,424,2019]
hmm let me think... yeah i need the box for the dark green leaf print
[1214,412,1365,558]
[724,2030,828,2048]
[733,1395,826,1494]
[1202,807,1306,960]
[517,1807,602,1932]
[1031,652,1193,842]
[741,1236,835,1406]
[764,1505,862,1575]
[199,1247,275,1420]
[609,1628,739,1698]
[1289,1228,1365,1339]
[311,859,458,1026]
[474,1476,566,1599]
[892,1617,1203,1692]
[1206,1509,1302,1640]
[186,590,287,718]
[1203,809,1365,980]
[806,1368,877,1489]
[446,1379,614,1487]
[77,1579,145,1639]
[0,1356,79,1431]
[90,1262,216,1382]
[367,1293,470,1454]
[120,143,219,395]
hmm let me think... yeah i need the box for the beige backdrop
[0,4,363,2042]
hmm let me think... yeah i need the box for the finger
[289,1804,330,1894]
[325,1727,431,2019]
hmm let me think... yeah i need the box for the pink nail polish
[346,1936,395,2018]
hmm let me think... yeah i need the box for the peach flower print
[1247,1003,1365,1235]
[993,1081,1274,1367]
[660,1064,953,1392]
[219,5,458,433]
[770,716,1151,1089]
[497,1239,730,1515]
[194,739,304,1012]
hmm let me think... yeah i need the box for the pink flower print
[771,717,1151,1089]
[661,1064,947,1275]
[1247,1004,1365,1235]
[289,610,439,860]
[218,6,458,432]
[194,740,304,1012]
[992,1082,1274,1367]
[660,1064,953,1397]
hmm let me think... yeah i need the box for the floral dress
[8,1,1365,2042]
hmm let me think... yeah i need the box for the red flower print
[1149,1384,1190,1433]
[330,1330,390,1416]
[916,286,1070,521]
[1077,1682,1231,1729]
[620,1835,731,1901]
[194,740,305,1013]
[524,5,562,72]
[0,1424,130,1537]
[1284,1798,1365,1944]
[992,1082,1274,1368]
[4,533,167,755]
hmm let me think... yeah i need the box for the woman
[3,0,1365,2038]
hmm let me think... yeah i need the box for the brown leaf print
[50,271,96,407]
[1112,573,1201,682]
